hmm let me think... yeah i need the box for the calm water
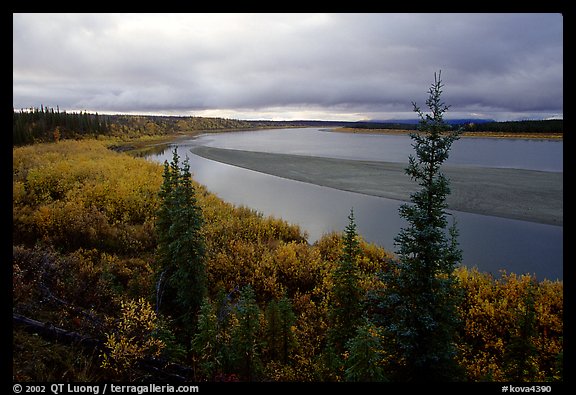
[147,128,563,281]
[196,128,563,171]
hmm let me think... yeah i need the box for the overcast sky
[13,13,563,121]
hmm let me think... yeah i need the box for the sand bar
[190,146,563,226]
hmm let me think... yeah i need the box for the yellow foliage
[455,267,563,381]
[13,139,162,253]
[100,298,164,374]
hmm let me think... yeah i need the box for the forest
[12,108,563,383]
[461,119,563,134]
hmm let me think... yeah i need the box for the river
[145,128,563,281]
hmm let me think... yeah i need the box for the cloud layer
[13,13,563,121]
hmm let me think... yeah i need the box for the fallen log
[13,313,193,381]
[13,313,102,349]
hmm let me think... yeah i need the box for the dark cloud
[13,13,563,120]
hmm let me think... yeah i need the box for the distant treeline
[12,106,353,146]
[352,119,563,134]
[13,106,111,145]
[350,122,418,130]
[461,119,563,134]
[105,115,351,137]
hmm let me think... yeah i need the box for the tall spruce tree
[375,71,464,381]
[327,208,363,356]
[156,148,207,333]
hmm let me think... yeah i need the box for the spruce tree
[231,285,262,381]
[264,295,297,364]
[375,71,464,381]
[191,297,220,380]
[327,208,363,356]
[156,148,207,332]
[345,319,387,382]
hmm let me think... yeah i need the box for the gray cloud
[13,13,563,120]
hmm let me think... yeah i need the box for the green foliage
[327,209,363,356]
[191,290,299,381]
[191,297,221,380]
[13,106,111,145]
[230,285,263,381]
[156,149,207,331]
[13,331,104,381]
[264,295,297,364]
[352,119,563,135]
[345,319,387,382]
[375,71,464,381]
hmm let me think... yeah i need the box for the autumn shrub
[200,192,306,251]
[13,244,125,326]
[13,244,61,317]
[13,330,104,381]
[13,139,162,254]
[455,267,563,381]
[100,298,165,377]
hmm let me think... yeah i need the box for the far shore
[333,127,564,140]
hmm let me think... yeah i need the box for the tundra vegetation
[12,80,562,382]
[11,138,564,383]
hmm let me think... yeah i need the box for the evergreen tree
[191,297,220,380]
[231,285,262,381]
[345,319,387,382]
[213,287,240,378]
[264,300,281,362]
[327,209,363,356]
[264,295,297,364]
[375,71,464,381]
[504,279,539,381]
[156,148,207,333]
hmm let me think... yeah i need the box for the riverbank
[334,127,564,140]
[190,146,563,226]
